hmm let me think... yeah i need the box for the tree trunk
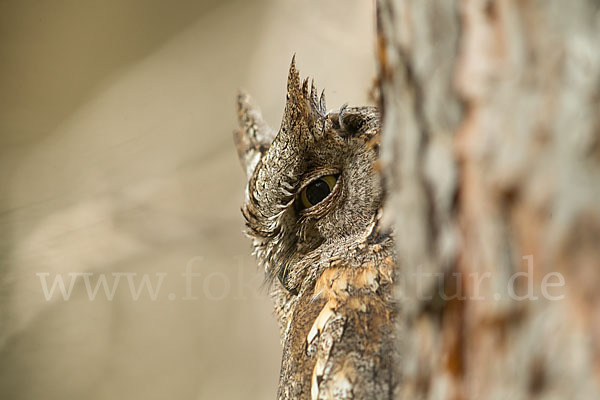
[376,0,600,399]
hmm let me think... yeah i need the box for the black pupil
[306,179,331,205]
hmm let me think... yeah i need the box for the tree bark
[376,0,600,398]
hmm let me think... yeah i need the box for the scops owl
[234,57,398,400]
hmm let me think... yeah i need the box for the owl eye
[299,175,338,209]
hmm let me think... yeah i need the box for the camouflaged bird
[234,56,399,400]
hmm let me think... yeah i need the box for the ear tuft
[280,55,328,143]
[233,90,275,177]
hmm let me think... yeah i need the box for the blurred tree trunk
[376,0,600,398]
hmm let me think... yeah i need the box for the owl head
[234,57,384,299]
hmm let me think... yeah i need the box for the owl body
[235,57,398,399]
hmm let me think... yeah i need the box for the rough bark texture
[376,0,600,399]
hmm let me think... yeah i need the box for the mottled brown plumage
[234,56,399,399]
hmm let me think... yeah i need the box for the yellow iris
[300,175,338,209]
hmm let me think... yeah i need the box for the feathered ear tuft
[233,90,276,177]
[281,55,308,132]
[286,54,301,96]
[279,55,327,145]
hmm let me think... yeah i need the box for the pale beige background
[0,1,376,399]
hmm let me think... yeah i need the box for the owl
[234,56,398,400]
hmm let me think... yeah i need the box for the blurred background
[0,1,376,399]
